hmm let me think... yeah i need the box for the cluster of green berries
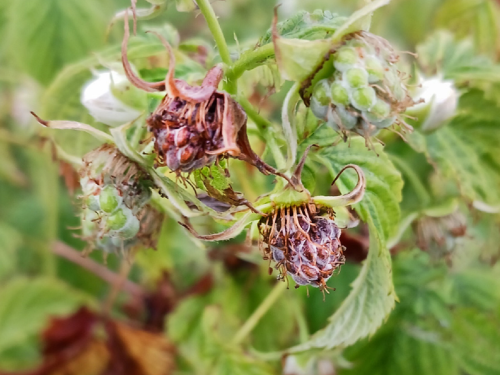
[80,145,159,255]
[310,32,414,137]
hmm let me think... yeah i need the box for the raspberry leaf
[0,277,92,353]
[308,134,403,241]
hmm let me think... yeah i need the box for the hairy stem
[226,43,275,80]
[196,0,237,93]
[231,281,287,345]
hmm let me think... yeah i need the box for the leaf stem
[231,281,287,345]
[196,0,231,65]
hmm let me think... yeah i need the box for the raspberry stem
[196,0,237,93]
[231,281,288,345]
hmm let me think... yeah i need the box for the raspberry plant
[1,0,500,374]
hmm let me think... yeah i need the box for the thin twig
[53,241,145,299]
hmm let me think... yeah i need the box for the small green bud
[311,79,331,119]
[334,47,358,72]
[345,68,368,88]
[373,116,396,129]
[365,56,385,83]
[99,185,122,213]
[107,208,129,231]
[330,82,350,106]
[85,195,100,212]
[312,80,331,106]
[368,99,391,120]
[351,87,376,111]
[118,215,140,240]
[335,106,357,130]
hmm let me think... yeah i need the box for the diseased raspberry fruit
[309,32,416,139]
[259,203,345,291]
[121,13,289,181]
[79,144,161,256]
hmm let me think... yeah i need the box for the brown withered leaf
[105,321,176,375]
[4,307,175,375]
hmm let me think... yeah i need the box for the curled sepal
[31,112,114,144]
[312,164,366,208]
[179,209,265,242]
[121,9,166,92]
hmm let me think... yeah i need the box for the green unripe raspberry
[336,106,357,130]
[369,99,391,120]
[334,47,358,72]
[330,82,349,106]
[99,185,122,213]
[365,56,385,83]
[107,208,129,231]
[118,215,140,239]
[351,87,376,111]
[312,80,331,106]
[86,195,100,212]
[345,68,368,88]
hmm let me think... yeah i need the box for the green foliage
[0,277,91,353]
[3,0,111,85]
[1,0,500,374]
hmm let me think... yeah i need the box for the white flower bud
[81,70,143,127]
[410,75,459,131]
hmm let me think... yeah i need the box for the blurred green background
[0,0,500,374]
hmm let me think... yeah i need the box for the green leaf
[0,223,22,280]
[434,0,500,59]
[452,309,500,375]
[0,277,92,353]
[258,10,347,45]
[194,161,231,192]
[343,324,457,375]
[309,133,403,241]
[289,220,396,352]
[4,0,110,84]
[423,124,500,207]
[416,30,500,83]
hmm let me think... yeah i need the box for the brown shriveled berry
[259,203,345,292]
[121,11,292,183]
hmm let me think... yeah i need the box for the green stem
[226,43,275,80]
[231,281,287,345]
[196,0,237,93]
[237,97,272,134]
[237,97,287,170]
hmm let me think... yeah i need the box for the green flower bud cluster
[79,144,160,255]
[310,32,414,137]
